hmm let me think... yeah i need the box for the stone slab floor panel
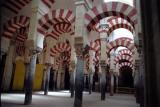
[1,91,140,107]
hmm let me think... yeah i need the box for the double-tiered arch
[85,2,137,31]
[114,54,133,64]
[37,9,75,35]
[106,38,136,55]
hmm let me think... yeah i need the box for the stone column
[109,51,115,96]
[24,51,37,105]
[88,50,95,94]
[115,73,119,93]
[74,0,88,106]
[110,70,114,96]
[70,69,75,98]
[44,64,51,95]
[74,55,84,107]
[99,32,107,100]
[61,72,65,89]
[53,70,57,90]
[24,0,46,104]
[115,64,119,93]
[2,41,15,91]
[74,38,86,107]
[56,72,61,90]
[88,71,93,94]
[99,61,106,100]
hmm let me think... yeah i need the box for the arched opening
[64,64,70,90]
[119,66,134,88]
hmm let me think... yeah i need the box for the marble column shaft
[110,71,114,96]
[56,72,61,90]
[89,72,93,94]
[24,54,37,105]
[44,65,51,95]
[74,58,84,107]
[99,68,106,99]
[70,71,75,98]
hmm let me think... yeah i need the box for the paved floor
[1,91,140,107]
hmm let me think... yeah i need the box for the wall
[12,59,44,91]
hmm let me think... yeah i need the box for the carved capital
[24,40,39,64]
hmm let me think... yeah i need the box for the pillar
[24,53,37,105]
[115,64,119,93]
[74,0,88,106]
[70,70,75,98]
[74,55,84,107]
[99,32,107,100]
[110,70,114,96]
[56,72,61,90]
[53,70,57,90]
[2,41,15,91]
[44,64,51,95]
[24,0,45,104]
[109,51,115,96]
[61,72,65,89]
[88,71,93,94]
[88,50,95,94]
[99,61,106,100]
[115,73,119,93]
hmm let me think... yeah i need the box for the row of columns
[2,0,136,106]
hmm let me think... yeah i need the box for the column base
[24,92,32,105]
[71,91,74,98]
[110,86,114,96]
[74,98,82,107]
[70,84,74,98]
[89,84,92,94]
[101,83,106,100]
[74,58,84,107]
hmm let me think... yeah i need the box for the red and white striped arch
[90,39,101,67]
[85,2,137,31]
[118,49,133,56]
[50,42,71,57]
[55,55,71,69]
[119,62,133,69]
[94,17,134,36]
[3,16,30,41]
[115,37,134,42]
[106,38,136,55]
[3,0,32,14]
[106,17,134,36]
[46,22,74,40]
[15,27,28,43]
[93,55,100,66]
[37,9,75,35]
[41,0,55,8]
[114,54,133,64]
[3,0,55,14]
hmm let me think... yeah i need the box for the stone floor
[1,91,140,107]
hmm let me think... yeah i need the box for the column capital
[109,69,114,73]
[69,60,76,72]
[100,60,106,66]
